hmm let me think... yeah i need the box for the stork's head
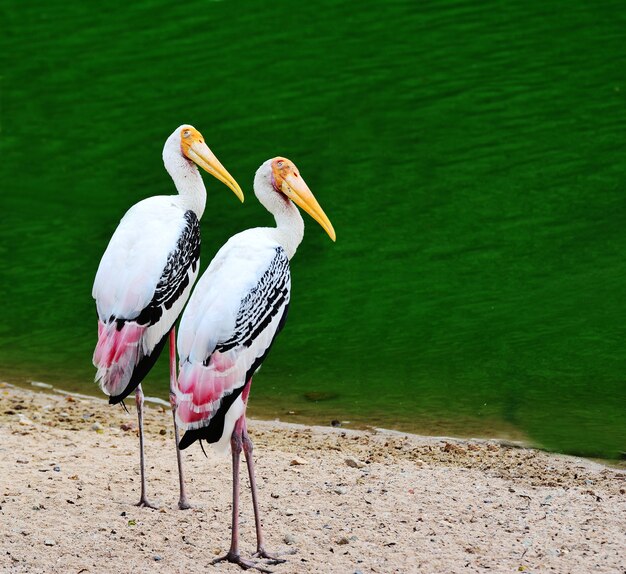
[164,124,244,202]
[266,157,336,241]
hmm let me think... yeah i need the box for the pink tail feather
[176,350,240,430]
[93,320,146,398]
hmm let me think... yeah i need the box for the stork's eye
[277,161,284,168]
[183,130,191,138]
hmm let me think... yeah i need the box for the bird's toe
[253,549,286,565]
[136,497,159,510]
[212,552,273,573]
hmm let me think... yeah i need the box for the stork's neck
[163,135,207,218]
[170,165,207,218]
[272,200,304,259]
[255,172,304,259]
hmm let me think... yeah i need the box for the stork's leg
[212,416,272,573]
[242,417,286,565]
[135,384,158,509]
[168,327,191,510]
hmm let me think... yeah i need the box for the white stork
[92,125,243,509]
[175,157,335,570]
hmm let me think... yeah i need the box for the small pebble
[345,456,365,469]
[18,417,33,426]
[290,457,308,466]
[44,539,56,546]
[337,536,350,545]
[334,487,348,495]
[53,466,61,472]
[283,533,296,545]
[58,412,70,420]
[330,419,341,427]
[284,508,295,516]
[91,422,103,431]
[154,555,162,561]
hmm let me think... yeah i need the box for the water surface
[1,0,625,457]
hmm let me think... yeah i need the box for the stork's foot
[177,497,192,510]
[212,552,273,573]
[253,548,286,565]
[135,496,159,510]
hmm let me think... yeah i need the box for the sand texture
[1,385,625,573]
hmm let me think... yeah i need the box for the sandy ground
[0,384,624,574]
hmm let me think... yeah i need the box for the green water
[2,1,625,458]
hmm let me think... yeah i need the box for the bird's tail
[175,353,236,430]
[175,352,245,453]
[93,320,146,399]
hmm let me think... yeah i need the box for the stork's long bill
[272,157,336,241]
[181,127,244,202]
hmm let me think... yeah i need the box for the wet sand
[1,384,624,573]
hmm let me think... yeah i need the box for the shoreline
[13,379,625,468]
[9,378,532,450]
[1,384,625,573]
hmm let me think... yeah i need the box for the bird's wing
[176,230,290,442]
[93,197,200,324]
[92,196,201,400]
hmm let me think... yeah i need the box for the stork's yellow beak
[282,173,336,241]
[186,140,244,202]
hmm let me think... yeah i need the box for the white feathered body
[93,195,201,401]
[176,227,291,452]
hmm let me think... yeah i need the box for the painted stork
[92,125,243,509]
[175,157,335,570]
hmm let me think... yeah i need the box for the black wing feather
[214,247,290,355]
[133,210,201,326]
